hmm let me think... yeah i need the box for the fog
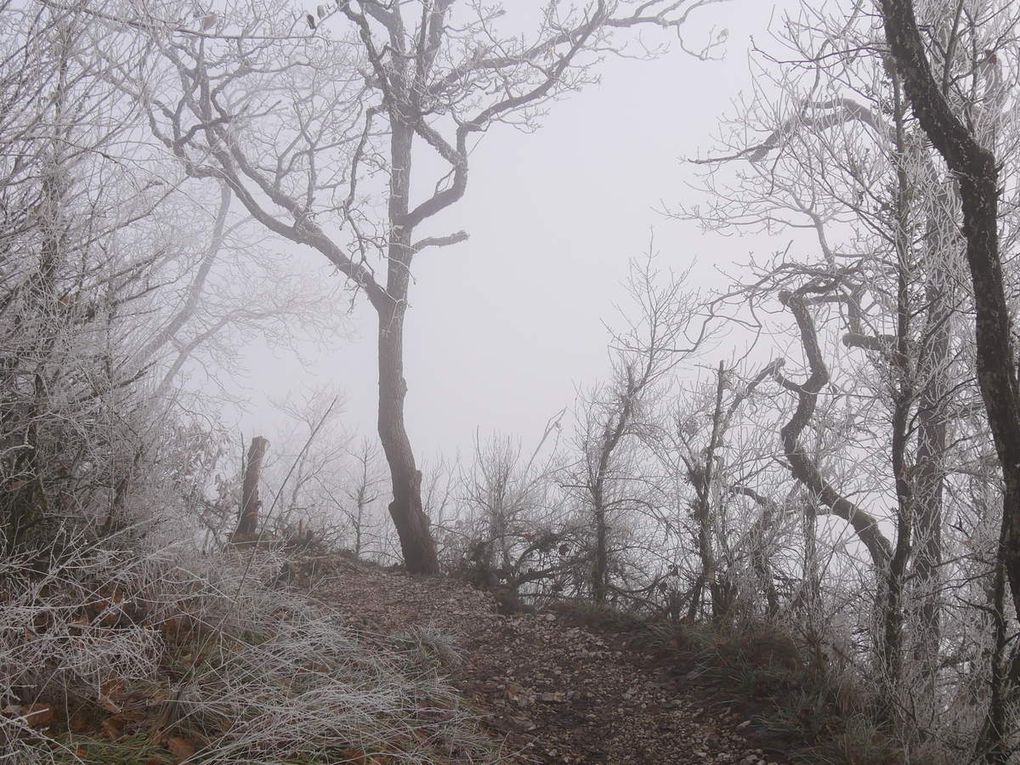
[234,0,797,458]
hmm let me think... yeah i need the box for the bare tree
[0,1,179,548]
[567,254,709,603]
[340,436,387,558]
[120,177,348,407]
[120,0,726,573]
[453,412,570,593]
[676,1,1001,735]
[647,359,780,622]
[877,0,1020,758]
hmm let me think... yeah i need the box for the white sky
[232,0,801,460]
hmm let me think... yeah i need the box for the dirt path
[314,559,786,765]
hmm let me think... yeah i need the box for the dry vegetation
[1,541,497,764]
[6,0,1020,763]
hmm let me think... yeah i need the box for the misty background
[232,0,793,458]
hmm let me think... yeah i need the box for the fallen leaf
[69,710,92,733]
[97,684,125,713]
[506,682,532,707]
[100,716,122,739]
[97,603,125,627]
[511,716,537,732]
[166,735,196,762]
[161,614,194,642]
[102,677,126,699]
[22,703,54,728]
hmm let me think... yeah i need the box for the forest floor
[312,556,792,765]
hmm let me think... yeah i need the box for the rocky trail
[314,558,789,765]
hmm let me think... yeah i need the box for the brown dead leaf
[22,703,54,728]
[69,709,92,733]
[102,677,126,699]
[96,603,124,627]
[511,716,537,732]
[166,735,196,762]
[100,716,122,739]
[539,691,566,703]
[506,682,532,707]
[161,614,194,642]
[98,584,125,604]
[97,678,126,713]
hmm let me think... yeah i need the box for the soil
[314,557,794,765]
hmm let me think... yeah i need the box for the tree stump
[233,435,269,542]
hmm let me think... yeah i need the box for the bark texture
[236,436,269,539]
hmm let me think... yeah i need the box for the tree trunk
[877,2,1020,758]
[592,494,609,604]
[733,487,781,617]
[879,0,1020,623]
[377,302,439,574]
[688,363,725,621]
[910,192,953,716]
[589,376,640,604]
[235,436,268,539]
[777,290,893,571]
[377,121,439,575]
[881,77,914,719]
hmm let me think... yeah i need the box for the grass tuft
[1,536,500,764]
